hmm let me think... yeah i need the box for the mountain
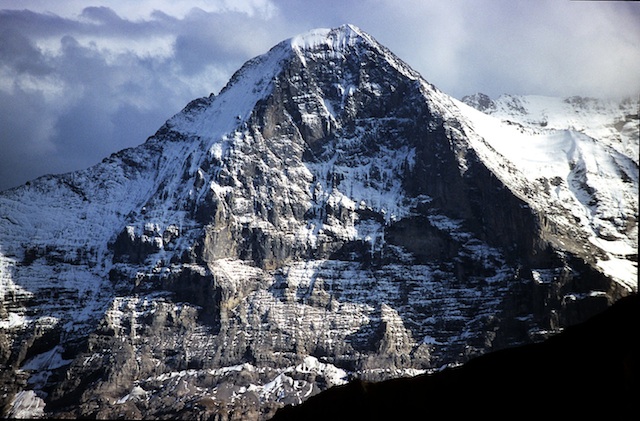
[1,24,637,420]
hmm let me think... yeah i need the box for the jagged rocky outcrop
[0,25,637,419]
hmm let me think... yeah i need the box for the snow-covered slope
[459,93,638,289]
[1,25,637,420]
[462,93,638,165]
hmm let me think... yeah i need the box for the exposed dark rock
[461,92,496,113]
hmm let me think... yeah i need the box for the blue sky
[1,0,638,191]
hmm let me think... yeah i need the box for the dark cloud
[80,6,124,24]
[0,28,52,75]
[0,88,56,189]
[0,9,76,37]
[173,10,278,75]
[0,5,291,190]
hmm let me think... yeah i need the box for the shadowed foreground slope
[271,293,638,420]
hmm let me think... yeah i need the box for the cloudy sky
[1,0,639,191]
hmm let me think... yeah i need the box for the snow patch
[7,390,46,419]
[22,345,72,372]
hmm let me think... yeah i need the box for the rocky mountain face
[1,25,637,420]
[271,293,639,420]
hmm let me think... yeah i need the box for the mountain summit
[1,25,637,419]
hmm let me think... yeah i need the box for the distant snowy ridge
[459,93,638,290]
[462,93,639,164]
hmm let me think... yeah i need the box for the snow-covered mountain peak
[1,25,637,420]
[160,25,374,139]
[159,24,429,144]
[289,24,422,83]
[290,24,368,52]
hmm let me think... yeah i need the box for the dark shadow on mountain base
[270,293,638,420]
